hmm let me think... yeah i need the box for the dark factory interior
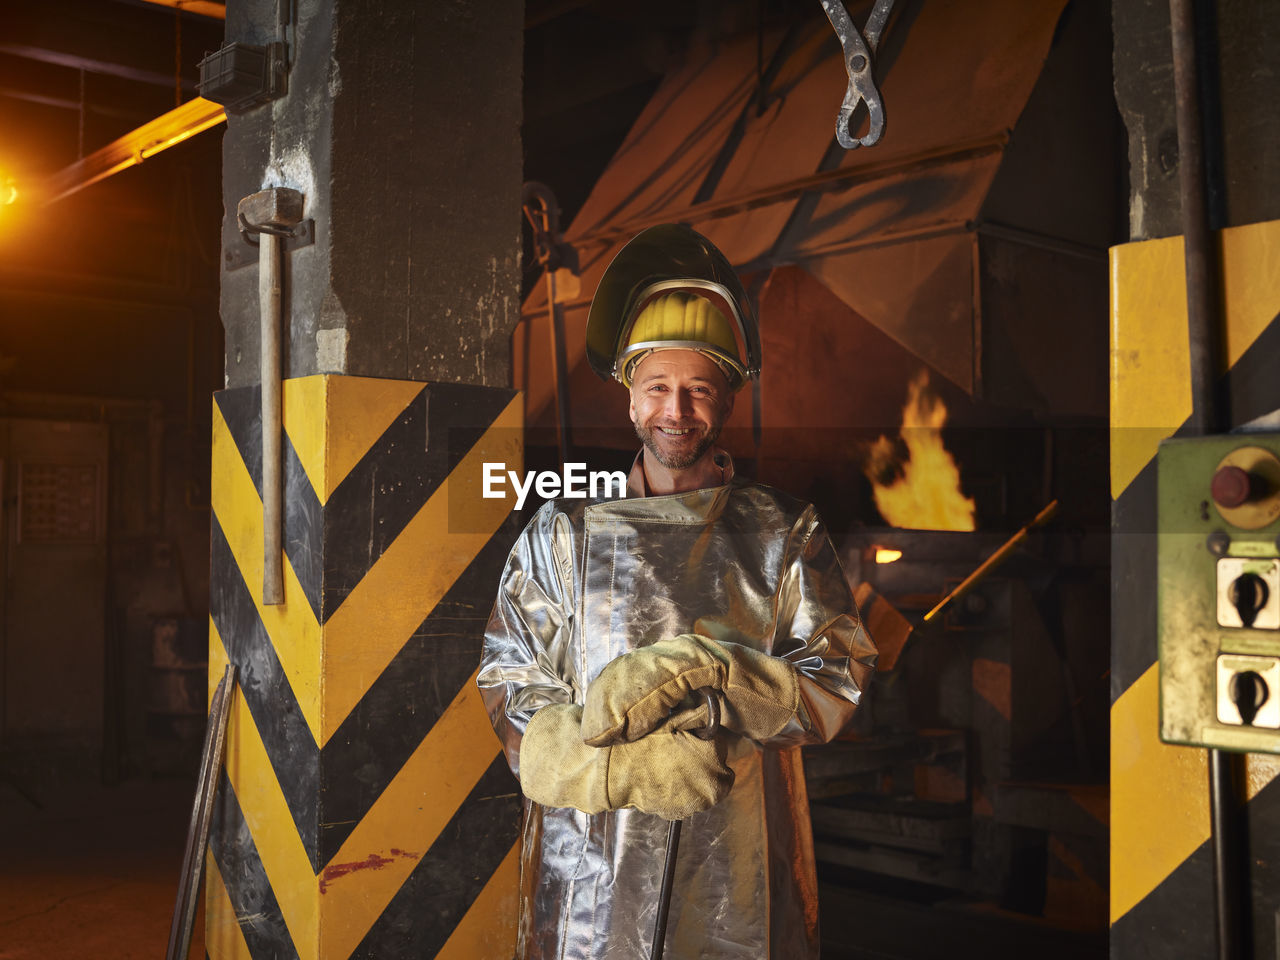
[1,0,1278,958]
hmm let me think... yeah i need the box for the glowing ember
[865,371,976,531]
[874,548,903,564]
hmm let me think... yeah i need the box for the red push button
[1212,465,1253,509]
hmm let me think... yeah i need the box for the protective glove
[581,633,799,746]
[519,703,733,821]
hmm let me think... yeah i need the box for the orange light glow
[865,371,976,531]
[874,548,903,564]
[1,177,16,205]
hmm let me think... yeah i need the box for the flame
[866,371,975,531]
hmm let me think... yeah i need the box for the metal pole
[1169,0,1223,436]
[165,664,237,960]
[1209,748,1244,960]
[1169,3,1244,957]
[650,691,720,960]
[544,268,573,467]
[922,499,1058,623]
[650,817,682,960]
[522,182,576,467]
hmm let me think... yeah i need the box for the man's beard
[634,418,722,470]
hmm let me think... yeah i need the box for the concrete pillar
[206,1,525,957]
[217,0,521,387]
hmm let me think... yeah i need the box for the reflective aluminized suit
[478,469,876,960]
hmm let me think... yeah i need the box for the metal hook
[820,0,896,149]
[237,210,296,242]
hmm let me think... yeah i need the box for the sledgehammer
[651,688,721,960]
[236,187,304,606]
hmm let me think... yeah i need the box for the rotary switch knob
[1229,573,1270,628]
[1229,670,1269,726]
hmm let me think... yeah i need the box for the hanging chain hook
[820,0,897,149]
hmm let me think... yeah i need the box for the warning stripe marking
[210,516,321,866]
[317,670,504,959]
[348,754,522,959]
[212,402,322,742]
[316,526,518,863]
[281,377,428,505]
[1109,221,1280,930]
[433,840,522,960]
[217,378,517,624]
[211,618,318,958]
[1109,309,1280,704]
[209,609,518,958]
[1110,662,1280,923]
[209,376,523,958]
[205,849,255,960]
[319,382,516,621]
[207,769,301,960]
[1109,218,1280,500]
[278,376,330,505]
[1110,663,1207,924]
[321,393,523,743]
[213,388,325,622]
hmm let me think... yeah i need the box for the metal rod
[650,691,720,960]
[651,818,681,960]
[164,679,222,960]
[923,500,1058,623]
[1210,748,1245,960]
[261,232,284,604]
[1169,0,1223,436]
[1170,4,1243,958]
[166,664,237,960]
[522,182,575,466]
[545,269,573,467]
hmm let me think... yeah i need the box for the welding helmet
[585,224,761,390]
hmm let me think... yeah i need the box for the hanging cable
[175,5,183,108]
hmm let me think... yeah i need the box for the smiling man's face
[628,349,734,472]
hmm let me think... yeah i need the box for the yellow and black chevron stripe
[204,375,524,960]
[1110,219,1280,954]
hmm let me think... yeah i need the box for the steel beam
[132,0,226,19]
[40,97,226,205]
[0,42,197,90]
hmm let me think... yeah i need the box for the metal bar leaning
[650,688,722,960]
[164,663,237,960]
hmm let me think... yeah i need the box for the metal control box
[1159,433,1280,752]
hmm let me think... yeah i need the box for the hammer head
[237,187,304,228]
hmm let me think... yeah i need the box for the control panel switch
[1218,655,1280,728]
[1217,558,1280,629]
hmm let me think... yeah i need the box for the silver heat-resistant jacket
[478,474,876,960]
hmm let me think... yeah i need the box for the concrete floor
[0,773,202,960]
[0,771,1106,960]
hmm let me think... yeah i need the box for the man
[478,224,876,959]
